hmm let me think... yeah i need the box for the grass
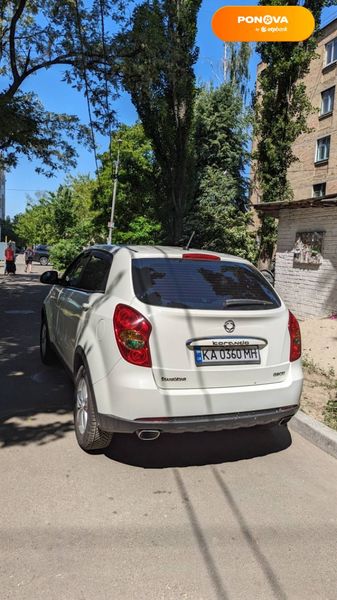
[302,354,337,431]
[324,397,337,430]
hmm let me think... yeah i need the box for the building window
[312,183,326,197]
[315,136,330,163]
[321,87,335,116]
[325,38,337,66]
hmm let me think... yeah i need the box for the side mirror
[40,270,59,285]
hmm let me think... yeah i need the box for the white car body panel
[42,245,303,432]
[93,357,303,421]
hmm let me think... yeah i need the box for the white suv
[40,245,303,452]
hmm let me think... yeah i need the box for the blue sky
[5,1,337,218]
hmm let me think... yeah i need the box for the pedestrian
[24,245,34,273]
[4,242,16,275]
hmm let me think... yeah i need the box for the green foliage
[254,0,334,261]
[14,176,98,269]
[185,82,257,261]
[324,396,337,431]
[93,123,161,241]
[225,42,251,101]
[14,197,55,244]
[255,0,335,203]
[257,216,277,264]
[194,83,251,211]
[118,0,201,243]
[0,93,89,174]
[186,168,257,261]
[113,216,162,245]
[0,216,24,246]
[49,239,82,272]
[0,0,125,173]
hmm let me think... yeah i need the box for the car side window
[62,254,89,288]
[79,254,111,293]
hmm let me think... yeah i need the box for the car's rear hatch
[132,255,290,389]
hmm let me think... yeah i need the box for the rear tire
[40,317,56,365]
[74,365,113,452]
[40,256,49,266]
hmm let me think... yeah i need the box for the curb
[290,410,337,460]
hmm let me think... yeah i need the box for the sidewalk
[0,254,47,279]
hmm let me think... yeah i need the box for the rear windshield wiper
[223,299,274,307]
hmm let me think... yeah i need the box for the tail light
[113,304,152,367]
[288,311,301,362]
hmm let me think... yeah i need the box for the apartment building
[254,18,337,319]
[289,18,337,201]
[252,18,337,205]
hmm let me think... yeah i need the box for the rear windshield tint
[132,258,281,310]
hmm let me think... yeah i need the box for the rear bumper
[97,404,299,434]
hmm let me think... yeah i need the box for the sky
[4,1,337,218]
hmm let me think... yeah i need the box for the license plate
[194,346,261,366]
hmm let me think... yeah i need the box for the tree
[0,0,125,174]
[0,215,23,245]
[93,123,161,243]
[185,167,257,261]
[14,196,55,244]
[14,176,98,268]
[184,49,256,262]
[194,83,251,212]
[224,42,251,101]
[118,0,201,244]
[254,0,335,260]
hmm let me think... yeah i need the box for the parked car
[33,244,50,266]
[39,245,303,452]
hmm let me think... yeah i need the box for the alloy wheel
[76,376,89,435]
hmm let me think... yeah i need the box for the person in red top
[4,243,16,275]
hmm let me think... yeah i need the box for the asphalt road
[1,257,337,600]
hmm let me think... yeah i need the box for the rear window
[132,258,281,310]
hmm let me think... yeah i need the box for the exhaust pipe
[279,417,291,426]
[137,429,161,441]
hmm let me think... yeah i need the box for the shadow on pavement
[0,276,73,447]
[0,412,74,448]
[104,424,292,468]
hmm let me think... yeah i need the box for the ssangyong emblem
[224,320,235,333]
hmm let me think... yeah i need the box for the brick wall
[275,207,337,319]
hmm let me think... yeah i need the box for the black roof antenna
[184,231,195,251]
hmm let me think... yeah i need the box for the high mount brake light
[113,304,152,368]
[182,253,221,261]
[288,311,301,362]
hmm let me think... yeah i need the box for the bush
[49,239,83,272]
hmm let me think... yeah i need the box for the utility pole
[107,138,122,245]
